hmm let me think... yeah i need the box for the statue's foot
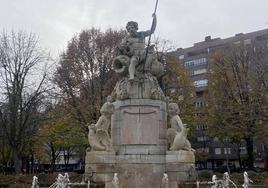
[129,77,134,81]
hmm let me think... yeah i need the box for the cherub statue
[167,103,193,151]
[242,171,253,188]
[31,176,39,188]
[87,98,114,151]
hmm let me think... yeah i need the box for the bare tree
[54,28,125,124]
[0,30,50,174]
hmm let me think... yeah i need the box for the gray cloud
[0,0,267,57]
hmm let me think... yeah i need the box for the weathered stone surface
[111,99,167,152]
[85,150,196,187]
[165,150,196,183]
[85,97,196,187]
[110,73,166,101]
[166,150,195,163]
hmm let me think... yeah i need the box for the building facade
[173,28,268,170]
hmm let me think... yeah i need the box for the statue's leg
[93,143,106,151]
[129,56,138,80]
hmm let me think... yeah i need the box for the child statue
[87,97,114,151]
[167,103,193,151]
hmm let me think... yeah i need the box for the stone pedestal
[111,99,167,154]
[85,151,166,188]
[85,150,196,188]
[166,150,196,187]
[85,99,196,188]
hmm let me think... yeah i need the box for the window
[240,146,247,154]
[193,68,207,75]
[195,101,205,108]
[256,34,268,41]
[197,136,209,142]
[194,79,208,87]
[199,147,210,153]
[184,57,207,67]
[215,148,221,155]
[254,146,257,153]
[261,144,265,151]
[224,148,231,154]
[223,138,230,142]
[196,124,207,130]
[244,39,251,45]
[233,41,241,45]
[196,124,203,130]
[179,55,184,60]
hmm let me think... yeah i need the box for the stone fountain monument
[85,12,195,188]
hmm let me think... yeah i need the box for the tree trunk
[50,143,56,173]
[64,149,67,170]
[30,153,34,174]
[237,144,242,169]
[13,150,22,174]
[245,137,254,169]
[226,153,230,174]
[67,150,70,167]
[25,157,30,174]
[63,148,71,170]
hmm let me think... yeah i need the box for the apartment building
[173,28,268,170]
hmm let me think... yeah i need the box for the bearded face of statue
[126,21,138,36]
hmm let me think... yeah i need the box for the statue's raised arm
[143,13,157,37]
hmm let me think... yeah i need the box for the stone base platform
[166,151,196,187]
[85,150,196,188]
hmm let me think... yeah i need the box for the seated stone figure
[113,45,164,79]
[87,99,114,151]
[113,13,164,80]
[120,14,156,81]
[167,103,193,151]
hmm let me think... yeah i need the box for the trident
[142,0,159,72]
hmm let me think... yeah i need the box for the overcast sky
[0,0,268,58]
